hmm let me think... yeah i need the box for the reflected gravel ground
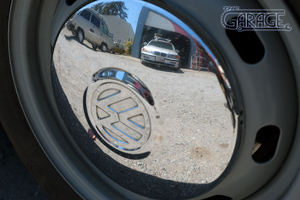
[0,125,49,200]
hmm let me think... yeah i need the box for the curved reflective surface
[92,68,155,106]
[86,68,153,152]
[52,0,239,198]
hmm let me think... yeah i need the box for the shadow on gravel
[141,62,184,74]
[64,35,76,41]
[64,35,100,52]
[51,65,216,200]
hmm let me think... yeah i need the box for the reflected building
[132,6,212,70]
[104,15,135,45]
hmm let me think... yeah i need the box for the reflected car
[110,43,126,54]
[70,8,113,52]
[141,37,180,69]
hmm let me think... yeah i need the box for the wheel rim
[78,31,83,42]
[8,0,300,199]
[102,44,107,52]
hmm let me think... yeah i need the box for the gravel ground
[0,125,49,200]
[51,28,237,199]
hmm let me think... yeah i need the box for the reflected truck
[70,8,114,52]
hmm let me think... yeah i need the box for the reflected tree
[92,2,128,21]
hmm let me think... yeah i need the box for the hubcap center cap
[86,81,151,152]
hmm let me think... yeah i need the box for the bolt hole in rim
[225,22,265,64]
[252,126,280,163]
[66,0,77,6]
[8,0,299,199]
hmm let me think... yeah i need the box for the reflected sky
[82,0,144,32]
[85,0,216,61]
[80,0,217,61]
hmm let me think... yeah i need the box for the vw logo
[86,81,151,152]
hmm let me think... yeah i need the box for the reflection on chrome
[52,0,239,199]
[92,68,154,106]
[141,37,181,69]
[86,75,152,152]
[86,68,153,152]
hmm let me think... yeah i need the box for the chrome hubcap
[52,2,238,197]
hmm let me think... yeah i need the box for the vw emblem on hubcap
[86,70,152,152]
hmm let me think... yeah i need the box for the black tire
[71,28,76,36]
[1,0,300,199]
[176,62,181,71]
[92,43,97,51]
[66,22,74,31]
[0,1,79,199]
